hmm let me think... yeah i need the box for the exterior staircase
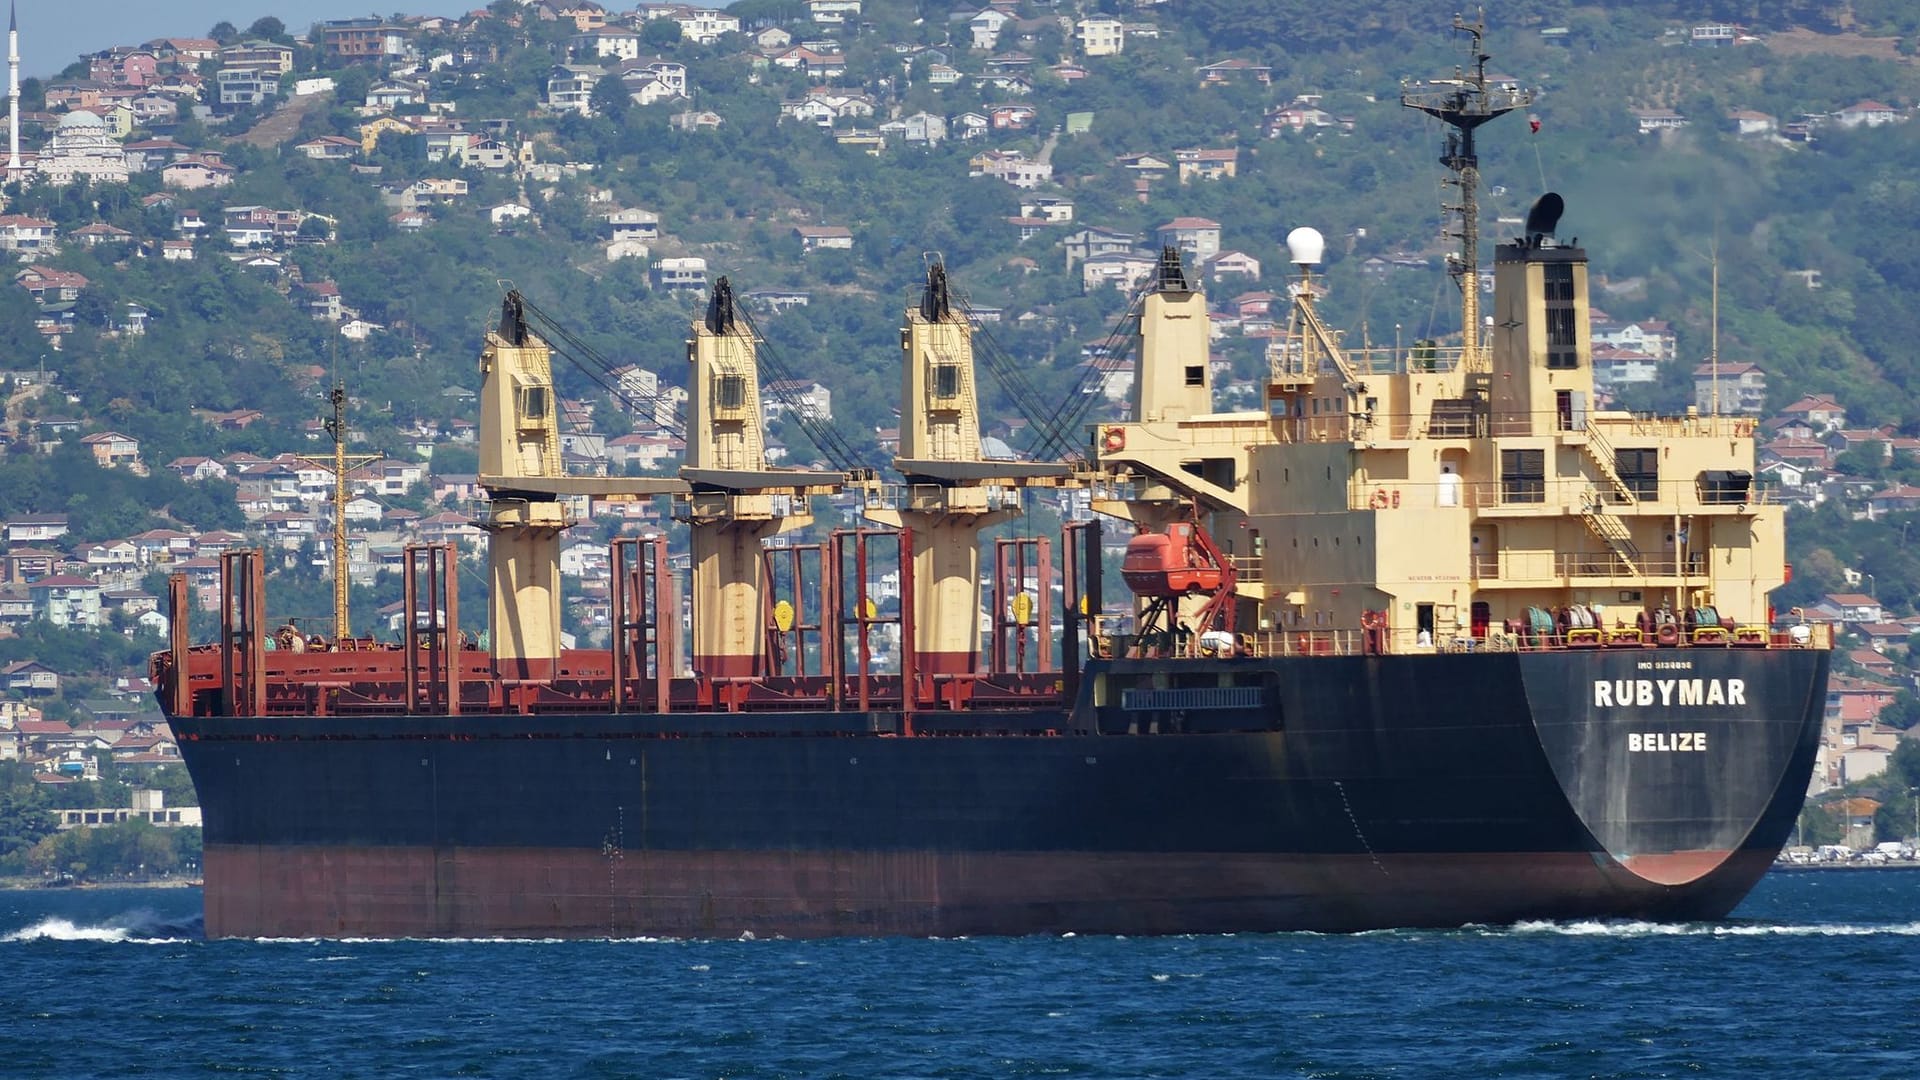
[1579,423,1638,505]
[1580,505,1641,577]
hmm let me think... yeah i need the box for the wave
[1500,919,1920,937]
[4,910,204,944]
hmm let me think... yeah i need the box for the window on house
[1500,448,1545,504]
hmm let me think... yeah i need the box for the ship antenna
[296,340,374,642]
[1400,11,1529,373]
[1709,236,1720,422]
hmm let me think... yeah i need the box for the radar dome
[1286,227,1325,266]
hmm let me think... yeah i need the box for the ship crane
[865,259,1074,695]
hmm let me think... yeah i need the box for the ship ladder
[1579,424,1639,506]
[1579,507,1641,577]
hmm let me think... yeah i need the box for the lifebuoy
[1102,427,1126,453]
[1370,488,1390,510]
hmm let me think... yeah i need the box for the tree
[247,16,289,42]
[641,18,683,49]
[590,74,632,122]
[209,21,239,44]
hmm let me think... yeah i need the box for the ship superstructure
[154,23,1829,940]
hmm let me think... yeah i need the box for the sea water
[3,871,1917,1079]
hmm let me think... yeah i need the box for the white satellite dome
[1286,226,1325,266]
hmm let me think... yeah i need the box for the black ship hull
[170,647,1827,938]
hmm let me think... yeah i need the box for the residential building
[321,18,411,63]
[794,226,853,252]
[1692,361,1767,415]
[1075,18,1124,57]
[545,64,604,115]
[651,257,708,292]
[218,40,294,74]
[29,574,102,628]
[1155,217,1221,262]
[1632,108,1688,134]
[1175,147,1237,183]
[0,215,57,258]
[573,26,642,61]
[1835,100,1904,129]
[215,67,281,108]
[80,431,141,471]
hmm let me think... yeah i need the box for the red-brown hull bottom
[201,844,1771,939]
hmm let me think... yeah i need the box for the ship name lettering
[1627,732,1708,752]
[1592,678,1745,708]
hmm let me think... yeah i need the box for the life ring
[1370,488,1391,510]
[1102,426,1126,453]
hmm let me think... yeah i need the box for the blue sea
[3,871,1917,1079]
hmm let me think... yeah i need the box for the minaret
[7,2,19,175]
[6,1,18,174]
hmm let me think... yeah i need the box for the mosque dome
[57,110,105,129]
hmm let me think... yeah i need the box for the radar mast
[1401,12,1530,372]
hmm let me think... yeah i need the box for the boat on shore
[154,20,1828,939]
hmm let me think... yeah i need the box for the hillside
[0,4,1915,628]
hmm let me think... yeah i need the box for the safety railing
[1095,619,1831,660]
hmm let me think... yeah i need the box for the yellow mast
[299,379,378,640]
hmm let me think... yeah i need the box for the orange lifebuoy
[1102,426,1126,453]
[1370,488,1390,510]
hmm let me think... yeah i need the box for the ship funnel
[1525,192,1565,247]
[1286,227,1326,266]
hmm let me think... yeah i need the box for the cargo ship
[154,22,1828,938]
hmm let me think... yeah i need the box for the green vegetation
[0,762,197,881]
[0,3,1917,605]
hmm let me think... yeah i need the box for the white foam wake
[5,917,134,943]
[1503,919,1920,937]
[4,910,200,944]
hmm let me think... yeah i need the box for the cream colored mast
[478,293,571,679]
[868,261,1070,675]
[680,278,832,679]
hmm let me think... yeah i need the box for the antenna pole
[299,372,381,642]
[329,382,350,640]
[1400,12,1528,373]
[1710,244,1720,424]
